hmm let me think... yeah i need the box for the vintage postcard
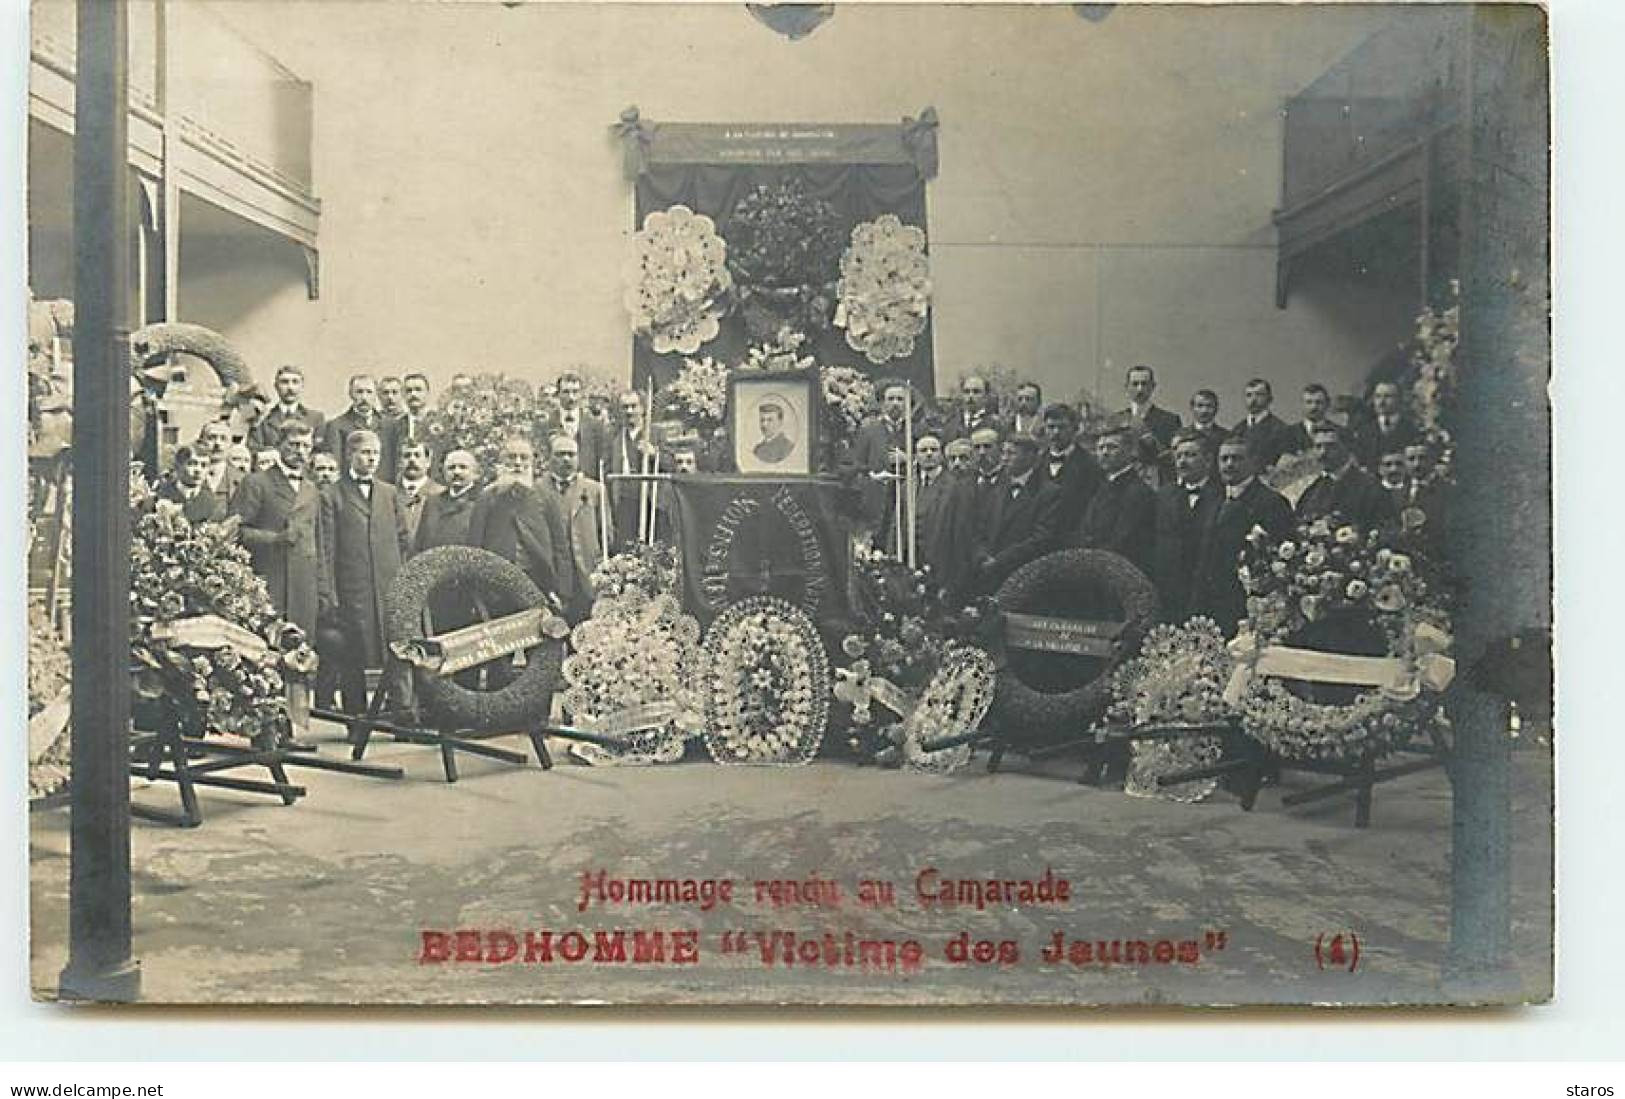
[23,0,1551,1007]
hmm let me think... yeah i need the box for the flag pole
[640,378,655,545]
[597,459,611,560]
[904,386,916,570]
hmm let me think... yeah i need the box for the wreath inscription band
[1004,613,1123,659]
[390,608,568,677]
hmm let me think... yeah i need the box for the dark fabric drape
[633,163,934,396]
[667,475,853,626]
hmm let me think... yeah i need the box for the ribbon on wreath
[1222,620,1455,708]
[833,664,918,725]
[613,105,653,181]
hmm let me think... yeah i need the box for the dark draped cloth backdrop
[632,162,935,396]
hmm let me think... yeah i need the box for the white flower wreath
[834,214,931,364]
[562,591,705,766]
[623,205,733,356]
[701,597,830,766]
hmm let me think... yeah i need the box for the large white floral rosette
[701,596,831,766]
[899,646,996,775]
[562,592,705,766]
[623,205,732,356]
[834,214,931,365]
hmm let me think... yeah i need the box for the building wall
[191,1,1418,420]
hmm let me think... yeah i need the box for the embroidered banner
[667,476,853,625]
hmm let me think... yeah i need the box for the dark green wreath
[386,546,564,731]
[129,322,251,390]
[991,549,1160,738]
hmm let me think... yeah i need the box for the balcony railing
[31,0,314,198]
[1280,7,1466,215]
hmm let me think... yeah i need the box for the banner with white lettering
[667,476,853,625]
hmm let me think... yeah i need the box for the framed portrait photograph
[728,367,818,475]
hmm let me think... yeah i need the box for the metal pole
[1444,6,1548,1000]
[60,0,140,1002]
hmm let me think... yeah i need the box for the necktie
[356,479,372,499]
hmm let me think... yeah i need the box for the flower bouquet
[662,355,730,434]
[835,547,1002,767]
[1105,618,1233,803]
[624,205,732,355]
[702,597,830,765]
[725,181,843,338]
[563,603,704,767]
[130,497,319,746]
[819,365,877,444]
[835,214,931,364]
[421,373,552,483]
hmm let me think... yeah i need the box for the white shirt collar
[1226,476,1255,499]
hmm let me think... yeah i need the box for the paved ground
[29,724,1552,1007]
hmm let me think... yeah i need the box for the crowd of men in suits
[150,357,1443,727]
[854,363,1445,638]
[150,364,627,729]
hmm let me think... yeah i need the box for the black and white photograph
[730,369,815,474]
[16,0,1559,1017]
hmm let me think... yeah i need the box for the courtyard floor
[28,724,1553,1008]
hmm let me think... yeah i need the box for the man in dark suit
[232,420,323,744]
[966,425,1006,535]
[197,419,245,512]
[1350,380,1420,471]
[549,432,610,623]
[382,372,435,484]
[970,435,1062,593]
[1116,364,1182,450]
[1190,438,1294,636]
[395,438,442,545]
[156,445,223,524]
[1186,389,1230,456]
[1075,426,1157,574]
[1400,440,1449,551]
[1152,430,1222,623]
[412,448,483,648]
[415,448,482,555]
[1287,382,1334,455]
[235,420,321,633]
[316,428,412,715]
[1006,381,1044,439]
[249,364,326,453]
[913,435,950,569]
[542,371,611,488]
[850,382,912,538]
[1295,423,1398,531]
[940,373,1001,443]
[606,389,657,546]
[321,374,383,466]
[1035,402,1101,541]
[468,435,574,613]
[1229,377,1294,471]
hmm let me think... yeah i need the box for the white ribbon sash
[1224,622,1455,707]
